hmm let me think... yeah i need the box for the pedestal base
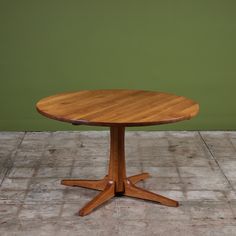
[61,172,178,216]
[61,126,179,216]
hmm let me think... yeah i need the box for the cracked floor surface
[0,131,236,235]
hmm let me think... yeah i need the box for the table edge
[36,103,199,127]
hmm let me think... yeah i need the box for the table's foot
[78,181,115,216]
[61,172,179,216]
[61,175,108,191]
[128,172,150,184]
[124,179,179,207]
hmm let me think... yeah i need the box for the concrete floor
[0,131,236,236]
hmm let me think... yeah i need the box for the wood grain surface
[36,89,199,127]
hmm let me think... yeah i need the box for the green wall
[1,0,236,131]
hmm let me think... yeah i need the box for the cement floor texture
[0,131,236,236]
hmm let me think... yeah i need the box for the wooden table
[36,89,199,216]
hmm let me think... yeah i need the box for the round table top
[36,89,199,127]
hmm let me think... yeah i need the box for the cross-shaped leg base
[61,172,178,216]
[61,127,179,216]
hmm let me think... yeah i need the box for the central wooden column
[108,126,126,193]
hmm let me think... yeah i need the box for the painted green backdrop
[0,0,236,131]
